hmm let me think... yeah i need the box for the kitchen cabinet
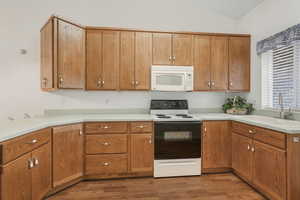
[120,32,152,90]
[232,122,288,200]
[86,30,120,90]
[210,36,229,91]
[202,121,231,172]
[229,37,250,91]
[52,124,84,187]
[229,37,251,91]
[130,134,153,173]
[252,141,286,200]
[120,31,135,90]
[40,17,85,90]
[0,142,51,200]
[193,35,211,90]
[232,132,252,181]
[153,33,192,65]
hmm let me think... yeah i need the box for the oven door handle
[157,160,199,166]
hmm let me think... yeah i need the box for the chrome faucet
[279,93,285,119]
[278,93,293,119]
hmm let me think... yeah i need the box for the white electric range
[151,100,202,178]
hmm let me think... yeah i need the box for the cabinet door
[135,32,152,90]
[40,19,54,90]
[86,30,102,90]
[211,36,228,91]
[52,124,84,187]
[193,35,211,90]
[1,153,32,200]
[202,121,231,171]
[57,20,85,89]
[153,33,172,65]
[229,37,250,91]
[232,133,252,181]
[102,31,120,90]
[130,134,153,173]
[172,34,193,66]
[31,143,51,200]
[120,31,135,90]
[252,141,286,200]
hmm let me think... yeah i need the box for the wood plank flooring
[47,173,266,200]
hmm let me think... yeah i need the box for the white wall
[237,0,300,108]
[0,0,239,121]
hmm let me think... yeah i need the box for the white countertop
[1,113,300,142]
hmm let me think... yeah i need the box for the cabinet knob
[103,142,110,146]
[247,144,250,151]
[79,130,83,136]
[103,162,110,166]
[26,139,38,145]
[251,147,255,152]
[230,81,233,86]
[248,130,255,134]
[207,81,211,88]
[137,125,144,129]
[135,81,139,86]
[149,136,152,144]
[169,56,172,61]
[173,56,176,60]
[33,158,39,166]
[211,81,215,87]
[103,125,110,129]
[28,159,34,169]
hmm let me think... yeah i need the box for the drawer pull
[28,159,34,169]
[103,126,110,129]
[103,142,111,146]
[26,139,38,144]
[137,125,145,129]
[103,162,110,166]
[248,130,255,134]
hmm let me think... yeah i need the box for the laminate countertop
[1,113,300,142]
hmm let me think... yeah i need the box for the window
[262,41,300,110]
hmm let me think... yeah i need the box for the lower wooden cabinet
[52,124,84,187]
[252,141,286,200]
[0,142,51,200]
[232,133,252,181]
[130,134,153,173]
[202,121,231,172]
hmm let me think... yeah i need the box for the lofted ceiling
[204,0,265,19]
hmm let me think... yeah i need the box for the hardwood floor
[47,173,266,200]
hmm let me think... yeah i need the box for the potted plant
[222,96,254,115]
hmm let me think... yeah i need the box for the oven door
[155,121,201,160]
[152,72,186,91]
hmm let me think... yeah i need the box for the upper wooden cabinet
[120,31,152,90]
[40,17,85,90]
[210,36,229,91]
[229,37,251,91]
[153,33,192,65]
[193,35,211,91]
[86,30,119,90]
[52,124,84,188]
[202,121,231,172]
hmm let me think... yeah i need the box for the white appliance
[151,100,202,178]
[151,66,193,91]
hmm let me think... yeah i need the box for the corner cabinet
[40,17,85,90]
[52,124,84,188]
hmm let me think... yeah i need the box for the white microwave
[151,66,194,91]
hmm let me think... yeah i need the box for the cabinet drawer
[85,122,128,134]
[85,154,128,175]
[0,128,51,164]
[232,122,256,138]
[130,122,153,133]
[86,134,128,154]
[254,127,286,149]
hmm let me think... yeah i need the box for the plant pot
[226,108,248,115]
